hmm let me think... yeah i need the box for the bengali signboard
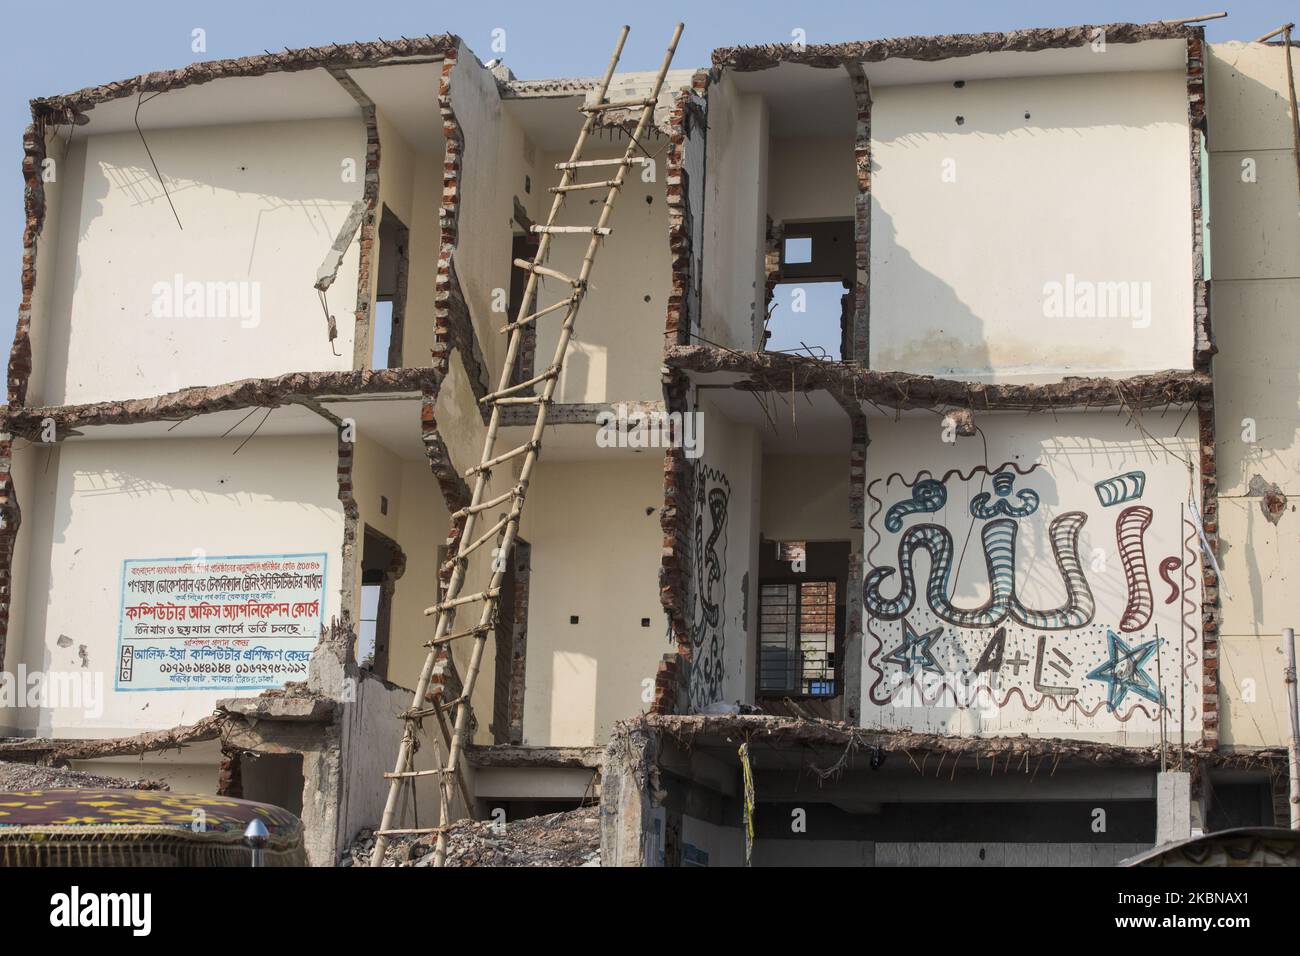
[116,553,328,692]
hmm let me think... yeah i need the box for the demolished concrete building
[1,19,1296,867]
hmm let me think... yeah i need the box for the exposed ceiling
[730,37,1187,137]
[321,395,425,460]
[697,378,851,454]
[347,61,446,152]
[64,394,427,462]
[73,69,359,135]
[730,64,858,137]
[860,37,1187,86]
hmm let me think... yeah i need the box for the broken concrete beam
[3,367,440,440]
[712,20,1197,72]
[0,713,224,765]
[217,696,337,723]
[665,345,1211,413]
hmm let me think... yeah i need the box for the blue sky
[1,0,1289,359]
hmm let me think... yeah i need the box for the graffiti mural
[864,453,1201,739]
[689,465,731,710]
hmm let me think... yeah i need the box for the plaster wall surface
[370,108,443,368]
[760,454,851,542]
[1206,41,1300,749]
[517,457,664,746]
[861,411,1201,745]
[450,51,543,379]
[870,70,1193,381]
[533,141,671,404]
[700,77,768,352]
[766,135,856,224]
[33,118,366,405]
[687,396,762,709]
[8,433,343,737]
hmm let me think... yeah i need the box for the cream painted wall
[533,140,670,404]
[35,118,366,405]
[345,426,452,693]
[1206,42,1300,749]
[689,396,762,708]
[517,457,664,746]
[23,129,70,406]
[767,136,856,224]
[450,49,543,380]
[761,454,851,542]
[701,76,769,352]
[862,411,1201,746]
[430,350,519,742]
[370,108,444,369]
[870,70,1194,381]
[9,434,344,737]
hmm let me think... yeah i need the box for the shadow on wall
[869,200,990,376]
[40,121,366,402]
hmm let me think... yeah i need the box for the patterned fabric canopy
[0,789,305,867]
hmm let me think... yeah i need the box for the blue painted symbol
[970,470,1040,519]
[1086,629,1163,711]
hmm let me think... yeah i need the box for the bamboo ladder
[370,22,685,868]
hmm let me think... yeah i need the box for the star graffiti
[883,619,945,675]
[1086,629,1163,711]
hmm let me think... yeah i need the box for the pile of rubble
[343,806,601,867]
[0,760,165,791]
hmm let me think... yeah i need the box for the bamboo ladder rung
[464,440,540,477]
[423,587,500,616]
[581,96,656,112]
[376,826,451,837]
[512,258,581,286]
[383,768,457,780]
[480,366,560,404]
[555,156,648,170]
[549,180,619,194]
[451,486,524,521]
[531,225,612,236]
[492,395,549,406]
[423,624,491,648]
[501,295,577,333]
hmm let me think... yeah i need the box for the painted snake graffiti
[864,513,1095,630]
[690,466,730,709]
[864,462,1198,727]
[1117,505,1154,632]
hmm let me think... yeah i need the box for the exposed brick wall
[217,747,244,798]
[1185,29,1218,748]
[0,427,19,672]
[1198,402,1219,745]
[763,218,781,345]
[336,426,360,629]
[7,120,48,407]
[849,64,871,366]
[664,76,708,350]
[506,540,531,744]
[654,373,695,715]
[433,53,464,377]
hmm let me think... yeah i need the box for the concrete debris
[0,760,166,791]
[342,807,601,867]
[1246,474,1288,525]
